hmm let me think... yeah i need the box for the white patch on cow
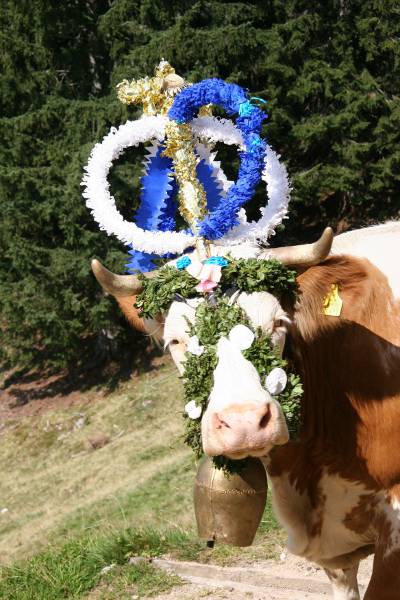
[201,339,289,457]
[324,565,360,600]
[163,289,290,374]
[265,466,310,555]
[163,299,202,374]
[310,474,375,561]
[209,337,271,410]
[382,495,400,558]
[236,291,290,355]
[163,299,201,347]
[163,295,286,394]
[332,221,400,300]
[265,468,376,562]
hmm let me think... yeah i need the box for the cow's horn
[261,227,334,266]
[91,259,144,296]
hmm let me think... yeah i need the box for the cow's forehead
[163,298,202,344]
[236,291,287,331]
[210,336,271,408]
[163,291,287,345]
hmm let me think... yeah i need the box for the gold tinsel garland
[163,120,207,229]
[117,61,210,233]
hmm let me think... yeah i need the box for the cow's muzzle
[201,400,289,459]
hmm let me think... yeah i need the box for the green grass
[0,528,185,599]
[87,562,182,600]
[0,517,283,599]
[0,360,284,598]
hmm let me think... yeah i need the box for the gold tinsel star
[116,60,186,115]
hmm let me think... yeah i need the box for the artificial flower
[187,335,204,356]
[194,263,222,293]
[228,324,255,350]
[185,400,202,419]
[265,367,287,395]
[176,255,192,270]
[204,256,229,267]
[199,263,222,283]
[195,280,218,293]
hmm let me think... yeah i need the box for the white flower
[228,324,255,350]
[185,258,204,279]
[265,367,287,395]
[185,400,202,419]
[187,335,204,356]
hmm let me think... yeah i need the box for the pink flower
[194,264,222,294]
[196,279,218,293]
[200,264,222,283]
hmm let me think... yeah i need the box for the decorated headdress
[82,63,310,476]
[81,61,291,271]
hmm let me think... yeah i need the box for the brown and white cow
[92,221,400,600]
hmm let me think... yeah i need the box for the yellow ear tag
[323,283,343,317]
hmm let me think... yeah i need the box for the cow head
[92,228,333,459]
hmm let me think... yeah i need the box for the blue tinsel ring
[169,79,267,240]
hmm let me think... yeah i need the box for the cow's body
[92,221,400,599]
[265,222,400,599]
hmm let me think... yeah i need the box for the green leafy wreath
[136,257,298,317]
[136,257,302,474]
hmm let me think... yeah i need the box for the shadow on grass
[1,332,166,408]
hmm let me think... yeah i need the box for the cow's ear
[90,259,163,338]
[116,295,164,342]
[115,295,148,333]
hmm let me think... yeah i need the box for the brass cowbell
[194,456,268,547]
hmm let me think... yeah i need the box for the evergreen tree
[1,1,399,372]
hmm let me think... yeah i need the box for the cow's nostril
[213,413,231,429]
[259,410,270,429]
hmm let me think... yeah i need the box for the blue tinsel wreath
[168,78,267,240]
[126,145,177,273]
[127,142,227,272]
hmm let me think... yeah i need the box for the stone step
[152,557,365,597]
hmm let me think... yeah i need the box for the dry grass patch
[0,361,285,600]
[0,363,196,563]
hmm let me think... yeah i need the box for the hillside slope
[0,362,196,563]
[0,360,284,598]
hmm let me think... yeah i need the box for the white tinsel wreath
[81,115,290,255]
[219,144,291,246]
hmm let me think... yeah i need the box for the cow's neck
[285,255,400,487]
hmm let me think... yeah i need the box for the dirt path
[152,554,373,599]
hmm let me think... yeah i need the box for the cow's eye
[274,316,291,329]
[169,339,180,346]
